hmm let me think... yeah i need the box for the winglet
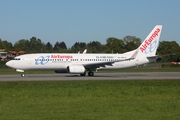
[83,49,87,54]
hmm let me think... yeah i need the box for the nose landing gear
[15,69,25,77]
[21,74,25,77]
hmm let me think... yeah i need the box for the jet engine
[67,65,85,74]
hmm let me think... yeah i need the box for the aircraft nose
[6,61,13,68]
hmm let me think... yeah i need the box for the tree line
[0,36,180,62]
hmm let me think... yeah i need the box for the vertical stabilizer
[136,25,162,58]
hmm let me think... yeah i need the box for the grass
[0,80,180,120]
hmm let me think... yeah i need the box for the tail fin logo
[144,40,158,54]
[140,28,161,53]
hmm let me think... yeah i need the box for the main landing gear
[80,71,94,76]
[88,71,94,76]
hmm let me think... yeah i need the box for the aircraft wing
[82,47,138,70]
[83,61,114,69]
[82,58,134,70]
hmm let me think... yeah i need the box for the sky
[0,0,180,48]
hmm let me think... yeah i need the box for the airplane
[6,25,162,77]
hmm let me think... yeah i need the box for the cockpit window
[13,58,21,60]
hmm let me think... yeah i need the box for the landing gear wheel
[80,72,86,76]
[88,71,94,76]
[21,74,25,77]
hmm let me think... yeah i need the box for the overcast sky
[1,0,180,48]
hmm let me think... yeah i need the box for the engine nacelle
[67,65,85,74]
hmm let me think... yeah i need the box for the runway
[0,72,180,82]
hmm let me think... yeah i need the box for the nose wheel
[21,74,25,77]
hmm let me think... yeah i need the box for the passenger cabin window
[13,58,20,60]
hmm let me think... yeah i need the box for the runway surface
[0,72,180,82]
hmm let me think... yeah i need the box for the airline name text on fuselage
[51,55,73,59]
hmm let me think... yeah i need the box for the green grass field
[0,80,180,120]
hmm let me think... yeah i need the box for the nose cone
[6,61,13,68]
